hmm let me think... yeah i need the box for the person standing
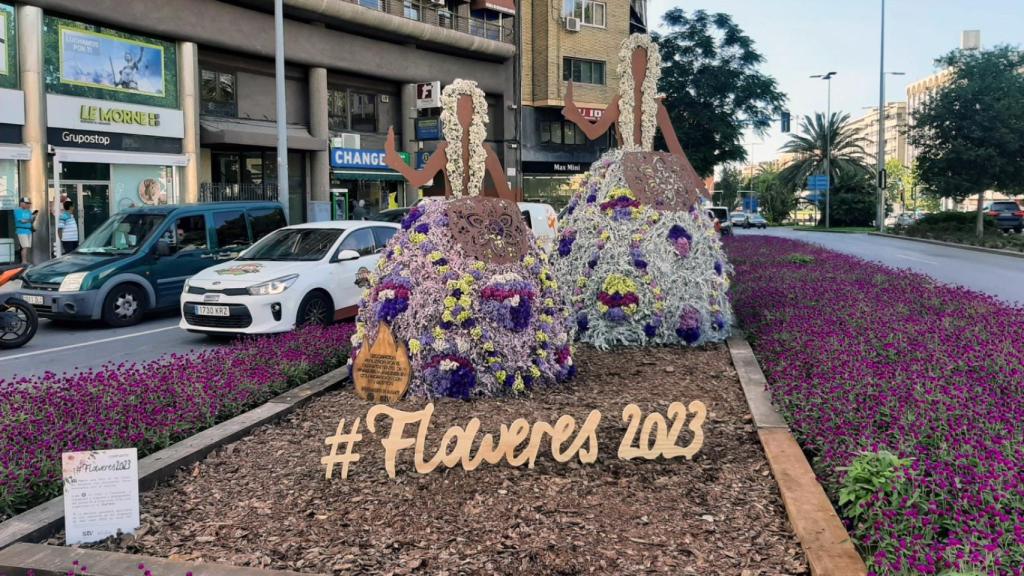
[352,199,367,220]
[14,197,37,265]
[58,200,80,254]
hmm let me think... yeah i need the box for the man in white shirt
[59,200,80,253]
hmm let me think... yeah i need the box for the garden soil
[86,345,808,575]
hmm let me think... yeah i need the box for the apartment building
[848,101,908,166]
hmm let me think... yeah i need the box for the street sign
[806,174,830,191]
[878,169,887,189]
[416,81,441,109]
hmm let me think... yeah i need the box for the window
[350,92,377,133]
[540,120,586,145]
[248,208,287,242]
[213,210,249,250]
[564,0,606,26]
[357,0,381,8]
[404,0,420,20]
[371,226,397,250]
[563,58,605,85]
[339,228,375,257]
[200,69,236,117]
[328,88,349,132]
[165,215,208,253]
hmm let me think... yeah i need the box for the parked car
[895,212,917,227]
[708,207,731,236]
[747,213,768,229]
[180,221,399,335]
[18,202,286,327]
[371,208,410,223]
[984,201,1024,233]
[729,212,751,228]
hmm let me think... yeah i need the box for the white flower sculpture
[439,79,490,197]
[617,34,662,151]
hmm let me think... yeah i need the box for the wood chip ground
[86,345,808,575]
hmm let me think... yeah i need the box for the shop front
[521,106,611,209]
[41,15,186,257]
[329,147,410,218]
[0,2,29,263]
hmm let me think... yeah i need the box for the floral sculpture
[350,79,576,398]
[553,34,733,349]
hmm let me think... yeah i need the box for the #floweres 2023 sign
[59,26,165,97]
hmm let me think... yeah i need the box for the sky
[646,0,1024,165]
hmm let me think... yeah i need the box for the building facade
[519,0,639,205]
[0,0,516,264]
[848,101,908,167]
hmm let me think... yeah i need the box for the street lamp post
[274,0,290,223]
[810,71,836,228]
[876,0,905,231]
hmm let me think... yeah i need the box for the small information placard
[353,323,411,403]
[62,448,140,545]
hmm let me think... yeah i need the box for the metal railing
[199,183,280,203]
[345,0,514,43]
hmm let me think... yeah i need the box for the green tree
[716,166,742,209]
[747,166,797,224]
[778,112,871,193]
[827,168,880,227]
[655,9,788,177]
[884,159,910,208]
[909,45,1024,239]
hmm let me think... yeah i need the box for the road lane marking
[894,253,938,265]
[0,325,180,361]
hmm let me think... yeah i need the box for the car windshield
[77,213,166,255]
[237,228,343,261]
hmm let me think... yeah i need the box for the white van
[518,202,558,252]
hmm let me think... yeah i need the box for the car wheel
[296,291,332,327]
[102,284,146,327]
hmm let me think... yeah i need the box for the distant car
[729,212,750,228]
[895,213,916,227]
[372,208,410,223]
[708,207,731,236]
[747,214,768,229]
[180,221,399,335]
[984,201,1024,233]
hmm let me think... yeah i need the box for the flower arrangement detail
[439,79,489,198]
[616,34,662,151]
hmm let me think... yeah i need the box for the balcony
[200,183,280,203]
[342,0,513,43]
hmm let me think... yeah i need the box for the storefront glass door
[52,181,111,241]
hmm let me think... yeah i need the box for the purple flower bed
[0,323,354,520]
[724,236,1024,575]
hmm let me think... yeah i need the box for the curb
[868,232,1024,259]
[0,366,350,551]
[727,337,866,576]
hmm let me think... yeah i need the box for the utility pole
[274,0,290,222]
[811,71,836,228]
[876,0,885,232]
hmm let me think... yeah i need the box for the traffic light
[780,111,791,133]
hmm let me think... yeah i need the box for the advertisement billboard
[44,17,178,109]
[0,4,16,89]
[59,26,164,97]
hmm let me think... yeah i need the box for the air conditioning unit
[565,17,581,32]
[340,133,360,149]
[430,0,445,6]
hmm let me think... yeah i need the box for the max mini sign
[322,401,706,479]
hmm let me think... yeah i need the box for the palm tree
[778,112,871,193]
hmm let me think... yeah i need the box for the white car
[518,202,558,251]
[180,220,399,335]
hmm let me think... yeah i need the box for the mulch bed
[85,345,807,575]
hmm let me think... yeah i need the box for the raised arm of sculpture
[561,82,620,142]
[384,127,449,189]
[657,98,709,198]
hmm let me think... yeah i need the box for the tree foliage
[745,166,796,224]
[716,165,742,209]
[655,9,787,177]
[778,112,871,193]
[826,168,879,227]
[909,45,1024,237]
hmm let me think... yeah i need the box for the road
[735,227,1024,306]
[4,229,1021,381]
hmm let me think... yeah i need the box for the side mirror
[155,239,171,257]
[334,249,360,263]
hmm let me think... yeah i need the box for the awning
[52,147,189,167]
[332,170,407,182]
[0,144,31,161]
[200,118,327,151]
[471,0,515,15]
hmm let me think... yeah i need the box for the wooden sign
[323,401,707,479]
[622,151,704,212]
[353,323,411,403]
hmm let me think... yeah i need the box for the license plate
[22,295,43,305]
[196,305,229,317]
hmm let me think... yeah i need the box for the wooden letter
[367,403,431,478]
[618,404,644,460]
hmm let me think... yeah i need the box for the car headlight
[247,274,298,296]
[59,272,89,292]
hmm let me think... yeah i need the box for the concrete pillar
[308,67,329,204]
[400,83,418,205]
[17,5,49,264]
[179,41,201,203]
